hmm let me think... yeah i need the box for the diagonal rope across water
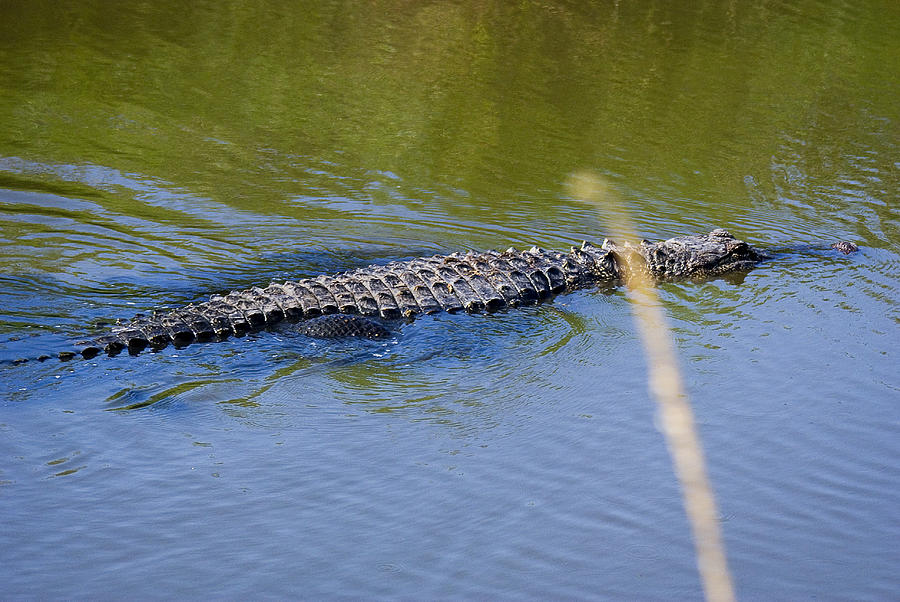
[569,171,736,602]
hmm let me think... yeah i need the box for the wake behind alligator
[17,229,857,363]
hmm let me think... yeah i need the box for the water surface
[1,1,898,599]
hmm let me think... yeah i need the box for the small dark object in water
[830,241,858,255]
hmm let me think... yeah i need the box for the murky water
[1,1,898,599]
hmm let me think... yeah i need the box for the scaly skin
[65,229,764,359]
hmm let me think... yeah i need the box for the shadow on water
[105,377,243,412]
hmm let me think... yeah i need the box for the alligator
[15,229,857,363]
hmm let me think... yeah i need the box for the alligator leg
[288,314,391,339]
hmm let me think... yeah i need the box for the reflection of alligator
[41,229,854,361]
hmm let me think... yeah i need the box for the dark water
[1,1,898,599]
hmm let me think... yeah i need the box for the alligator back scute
[502,252,552,299]
[314,276,358,315]
[406,260,467,312]
[520,248,568,294]
[374,269,419,317]
[389,267,443,314]
[441,255,506,310]
[485,254,540,303]
[158,312,195,346]
[359,273,400,319]
[331,274,377,316]
[304,280,339,315]
[170,309,209,343]
[216,294,257,334]
[279,281,322,318]
[258,284,301,322]
[192,305,228,340]
[473,255,522,308]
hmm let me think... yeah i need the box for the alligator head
[601,228,764,280]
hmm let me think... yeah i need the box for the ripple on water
[250,296,638,436]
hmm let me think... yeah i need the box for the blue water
[2,180,897,598]
[2,1,899,599]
